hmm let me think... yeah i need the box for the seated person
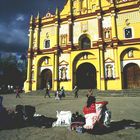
[60,86,65,97]
[83,96,97,129]
[83,96,109,129]
[83,96,96,114]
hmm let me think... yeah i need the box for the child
[55,90,60,100]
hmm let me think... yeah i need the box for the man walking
[73,85,79,98]
[16,86,20,98]
[44,87,50,98]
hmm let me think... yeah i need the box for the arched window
[81,36,91,49]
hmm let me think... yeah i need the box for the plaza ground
[0,90,140,140]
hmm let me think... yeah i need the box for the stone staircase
[78,88,140,97]
[25,88,140,97]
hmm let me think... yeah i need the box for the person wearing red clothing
[83,96,109,129]
[83,96,96,114]
[83,96,97,129]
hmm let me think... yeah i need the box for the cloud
[16,15,25,21]
[0,20,28,52]
[0,20,28,43]
[0,41,27,52]
[0,0,67,52]
[0,0,67,19]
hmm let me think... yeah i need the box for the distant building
[24,0,140,92]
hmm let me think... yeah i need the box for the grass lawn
[0,90,140,140]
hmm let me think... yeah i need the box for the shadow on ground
[0,117,140,136]
[0,115,57,130]
[86,119,140,135]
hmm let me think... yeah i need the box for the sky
[0,0,67,53]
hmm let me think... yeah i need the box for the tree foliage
[0,55,26,89]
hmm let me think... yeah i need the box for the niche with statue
[105,64,115,80]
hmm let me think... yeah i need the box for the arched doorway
[40,69,52,89]
[123,63,140,89]
[76,63,96,89]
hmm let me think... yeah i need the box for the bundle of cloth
[52,111,72,127]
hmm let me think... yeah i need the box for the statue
[106,65,113,79]
[60,67,67,80]
[128,50,133,58]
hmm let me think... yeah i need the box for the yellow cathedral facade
[24,0,140,92]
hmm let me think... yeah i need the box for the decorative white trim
[102,16,111,28]
[40,66,53,73]
[121,60,140,72]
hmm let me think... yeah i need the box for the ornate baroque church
[24,0,140,92]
